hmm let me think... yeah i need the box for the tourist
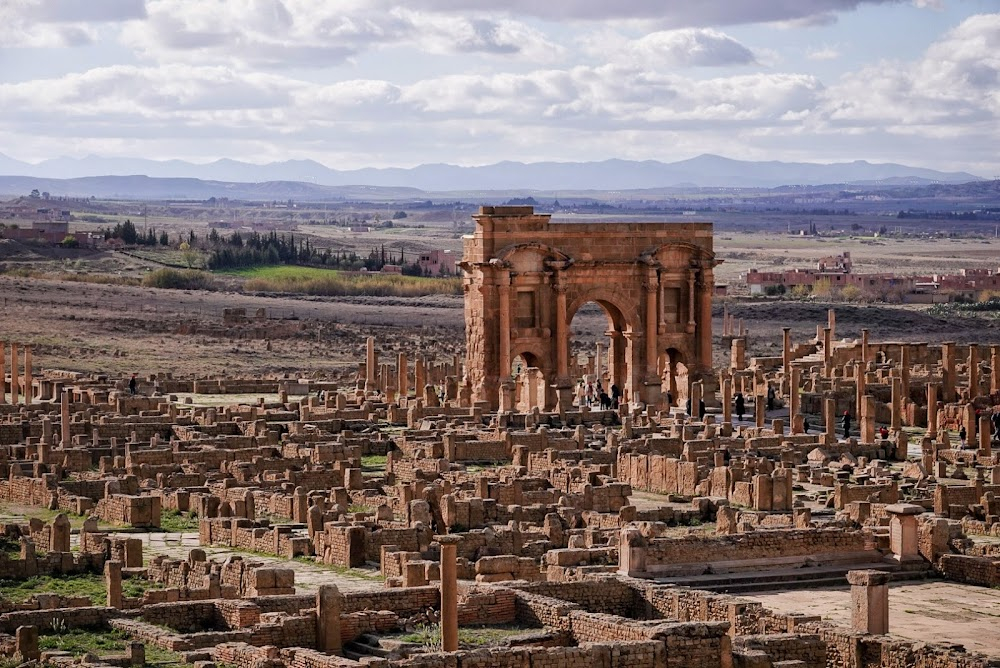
[959,424,967,448]
[128,373,137,395]
[766,385,775,411]
[611,384,621,409]
[879,425,889,440]
[841,411,851,439]
[803,418,810,433]
[734,392,745,421]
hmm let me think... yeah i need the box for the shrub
[141,268,217,291]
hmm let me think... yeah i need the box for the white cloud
[0,0,145,48]
[399,0,898,26]
[121,0,563,67]
[626,29,756,67]
[820,13,1000,127]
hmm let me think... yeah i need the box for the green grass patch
[221,265,462,297]
[361,454,387,470]
[158,509,199,533]
[347,503,374,514]
[397,624,529,649]
[0,574,107,605]
[39,628,182,665]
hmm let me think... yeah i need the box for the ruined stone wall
[641,529,869,570]
[939,554,1000,587]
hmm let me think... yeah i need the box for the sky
[0,0,998,175]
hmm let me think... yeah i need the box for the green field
[220,265,462,297]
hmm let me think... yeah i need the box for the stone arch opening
[568,298,632,407]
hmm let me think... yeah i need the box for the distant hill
[0,175,424,201]
[0,153,983,190]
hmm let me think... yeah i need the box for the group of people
[577,378,622,410]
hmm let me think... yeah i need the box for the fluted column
[644,273,659,377]
[498,271,511,378]
[554,273,568,378]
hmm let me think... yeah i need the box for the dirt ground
[753,581,1000,656]
[1,271,994,381]
[1,228,997,380]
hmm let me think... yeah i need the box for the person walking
[128,374,137,396]
[959,424,967,448]
[735,392,745,421]
[841,410,851,440]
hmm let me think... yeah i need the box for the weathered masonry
[460,206,716,410]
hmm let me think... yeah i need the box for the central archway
[567,298,633,407]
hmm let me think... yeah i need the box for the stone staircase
[653,556,934,594]
[343,634,423,661]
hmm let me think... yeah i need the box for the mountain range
[0,153,983,192]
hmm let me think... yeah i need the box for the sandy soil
[753,581,1000,656]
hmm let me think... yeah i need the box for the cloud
[627,29,756,67]
[820,13,1000,127]
[122,0,563,67]
[399,0,898,26]
[0,0,146,48]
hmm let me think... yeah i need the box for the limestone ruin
[1,209,1000,668]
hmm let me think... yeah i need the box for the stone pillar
[689,380,703,418]
[51,513,71,552]
[498,271,511,378]
[397,353,408,398]
[10,342,18,405]
[595,342,603,380]
[554,276,569,379]
[105,560,123,608]
[22,345,31,404]
[439,536,460,652]
[722,376,732,424]
[15,626,39,662]
[60,390,72,448]
[415,356,426,396]
[822,328,832,376]
[941,341,956,402]
[860,395,876,443]
[860,328,869,365]
[644,276,658,380]
[731,338,746,371]
[890,376,902,431]
[926,384,937,439]
[828,308,836,342]
[847,569,890,635]
[968,345,979,400]
[687,270,697,330]
[755,394,765,428]
[991,345,1000,394]
[855,362,867,419]
[365,337,377,392]
[789,367,800,432]
[885,504,922,562]
[824,396,837,445]
[0,342,5,404]
[316,584,343,654]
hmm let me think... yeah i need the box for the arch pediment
[641,242,716,268]
[495,243,572,273]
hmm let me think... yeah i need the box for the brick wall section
[640,528,869,571]
[939,554,1000,587]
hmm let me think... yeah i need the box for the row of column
[0,343,33,405]
[363,337,460,397]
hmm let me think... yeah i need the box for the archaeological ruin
[1,207,1000,668]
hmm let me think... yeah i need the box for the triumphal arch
[460,206,717,410]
